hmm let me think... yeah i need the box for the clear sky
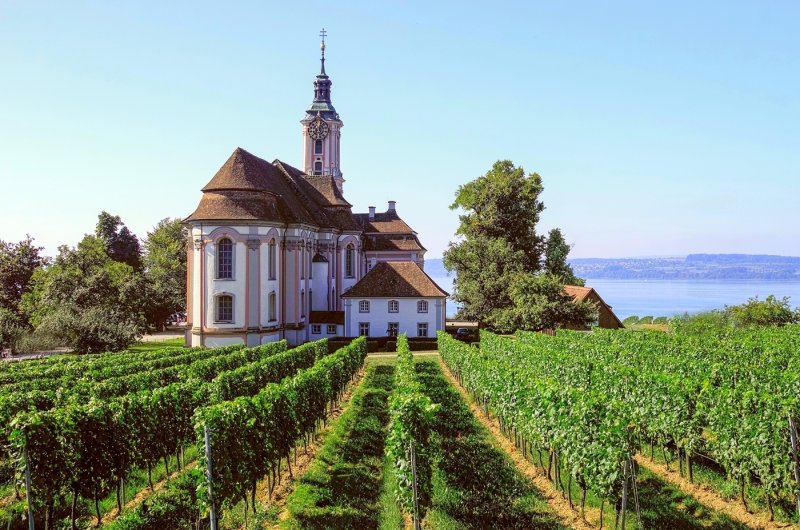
[1,1,798,259]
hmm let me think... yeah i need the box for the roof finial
[319,27,327,75]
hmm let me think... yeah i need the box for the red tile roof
[342,262,448,298]
[353,210,415,234]
[309,311,344,324]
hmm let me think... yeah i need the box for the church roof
[353,210,416,234]
[342,262,448,298]
[186,148,359,229]
[363,234,426,252]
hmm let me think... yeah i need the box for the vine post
[789,415,800,521]
[23,447,34,530]
[410,441,421,530]
[203,425,218,530]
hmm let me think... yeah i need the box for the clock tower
[302,29,344,193]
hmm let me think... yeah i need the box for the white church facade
[183,36,447,347]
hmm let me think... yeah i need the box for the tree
[725,295,798,327]
[22,235,147,352]
[96,211,142,271]
[143,218,188,330]
[444,160,591,332]
[502,273,597,332]
[543,228,584,286]
[0,235,48,316]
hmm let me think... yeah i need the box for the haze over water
[429,274,800,320]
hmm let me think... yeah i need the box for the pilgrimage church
[184,33,447,347]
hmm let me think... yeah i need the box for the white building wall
[343,297,443,338]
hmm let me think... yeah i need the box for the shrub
[622,316,639,326]
[638,316,653,325]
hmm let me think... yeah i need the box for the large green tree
[143,218,188,330]
[443,160,594,332]
[22,235,147,352]
[0,235,48,316]
[96,211,142,271]
[543,228,584,286]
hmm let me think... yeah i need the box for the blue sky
[1,1,798,259]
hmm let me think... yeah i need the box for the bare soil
[438,359,598,530]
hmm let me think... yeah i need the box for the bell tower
[302,28,344,193]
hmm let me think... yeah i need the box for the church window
[301,245,305,279]
[215,294,233,323]
[217,238,234,279]
[417,322,428,338]
[417,300,428,313]
[314,140,322,154]
[388,300,399,313]
[268,292,277,322]
[314,160,322,175]
[311,324,321,334]
[345,244,354,278]
[359,322,370,336]
[359,300,370,313]
[268,240,276,280]
[301,290,306,318]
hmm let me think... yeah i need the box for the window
[314,161,322,175]
[417,300,428,313]
[314,140,322,154]
[311,324,321,334]
[359,300,370,313]
[268,240,276,280]
[359,322,370,336]
[301,246,305,279]
[217,238,233,279]
[327,324,337,334]
[388,300,399,313]
[417,322,428,338]
[387,322,399,337]
[268,292,277,322]
[216,295,233,322]
[301,290,305,317]
[345,244,355,278]
[309,250,313,278]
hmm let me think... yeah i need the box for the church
[184,35,447,347]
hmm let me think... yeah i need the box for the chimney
[388,200,396,212]
[368,206,376,220]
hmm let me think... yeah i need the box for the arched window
[417,300,428,313]
[345,244,354,278]
[300,290,305,318]
[388,300,399,313]
[268,291,277,322]
[314,140,322,154]
[217,238,233,279]
[268,239,276,280]
[301,245,305,279]
[215,294,233,322]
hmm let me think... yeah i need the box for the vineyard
[1,325,798,529]
[0,336,367,529]
[439,326,800,528]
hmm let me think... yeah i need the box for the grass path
[436,357,596,530]
[635,456,793,530]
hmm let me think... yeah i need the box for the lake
[428,274,800,319]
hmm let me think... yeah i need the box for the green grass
[646,448,797,525]
[124,337,184,353]
[414,360,568,530]
[283,360,395,529]
[377,454,404,530]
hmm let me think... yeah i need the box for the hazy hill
[425,255,800,281]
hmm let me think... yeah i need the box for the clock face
[308,118,329,140]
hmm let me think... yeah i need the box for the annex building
[184,36,447,347]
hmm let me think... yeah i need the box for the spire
[319,27,327,75]
[307,28,338,120]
